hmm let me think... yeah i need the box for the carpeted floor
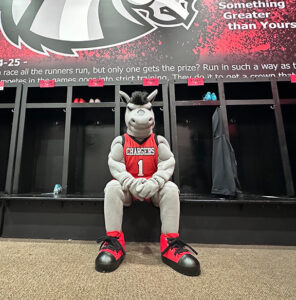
[0,239,296,300]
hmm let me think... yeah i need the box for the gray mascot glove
[121,175,134,192]
[129,178,147,201]
[137,178,159,199]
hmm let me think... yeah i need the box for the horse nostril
[131,118,136,123]
[137,109,145,116]
[149,118,153,122]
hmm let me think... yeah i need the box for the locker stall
[278,80,296,193]
[68,107,115,195]
[175,105,217,194]
[17,108,66,194]
[226,105,286,196]
[169,81,220,195]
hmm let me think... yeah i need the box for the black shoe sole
[161,256,201,277]
[95,254,125,273]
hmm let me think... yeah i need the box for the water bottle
[53,184,62,197]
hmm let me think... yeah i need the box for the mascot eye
[127,106,132,111]
[148,107,152,111]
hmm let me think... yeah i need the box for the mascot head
[0,0,198,55]
[120,89,158,139]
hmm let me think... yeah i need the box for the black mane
[130,91,149,105]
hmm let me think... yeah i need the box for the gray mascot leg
[152,181,200,276]
[104,180,132,232]
[152,181,180,234]
[96,180,130,273]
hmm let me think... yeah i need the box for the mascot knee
[162,182,179,199]
[104,180,123,198]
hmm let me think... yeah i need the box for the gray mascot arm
[108,136,132,190]
[153,135,175,186]
[137,135,175,199]
[108,136,146,199]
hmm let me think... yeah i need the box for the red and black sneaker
[95,231,125,273]
[160,233,200,276]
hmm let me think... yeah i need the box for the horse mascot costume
[95,89,200,276]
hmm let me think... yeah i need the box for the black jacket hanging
[211,107,241,196]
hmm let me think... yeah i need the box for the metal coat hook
[63,109,66,113]
[270,105,274,110]
[11,109,14,113]
[159,107,163,111]
[112,108,115,112]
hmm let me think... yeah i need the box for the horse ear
[119,91,131,103]
[147,89,158,103]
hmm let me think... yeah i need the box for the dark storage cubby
[281,104,296,191]
[119,84,163,102]
[227,105,286,196]
[72,85,115,103]
[277,81,296,99]
[26,86,67,103]
[120,106,165,137]
[67,108,115,195]
[0,87,17,103]
[18,109,65,193]
[224,82,273,100]
[176,106,216,194]
[0,109,13,191]
[174,83,219,101]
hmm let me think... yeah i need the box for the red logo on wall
[290,74,296,83]
[88,79,104,87]
[188,77,204,86]
[143,78,159,86]
[40,80,55,88]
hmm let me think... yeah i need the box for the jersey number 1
[137,159,144,176]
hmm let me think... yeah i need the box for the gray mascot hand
[121,176,134,192]
[129,178,147,201]
[138,178,159,199]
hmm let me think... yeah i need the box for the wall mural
[0,0,295,84]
